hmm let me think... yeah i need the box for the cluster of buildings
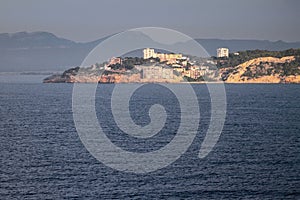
[104,47,232,81]
[143,48,186,65]
[136,64,214,81]
[182,65,213,80]
[143,48,223,80]
[144,47,230,60]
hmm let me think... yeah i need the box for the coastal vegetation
[215,48,300,68]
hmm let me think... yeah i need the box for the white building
[142,66,174,80]
[143,48,155,59]
[217,48,229,58]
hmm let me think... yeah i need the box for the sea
[0,74,299,199]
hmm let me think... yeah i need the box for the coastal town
[101,48,221,82]
[44,47,300,83]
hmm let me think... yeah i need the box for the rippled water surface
[0,81,299,199]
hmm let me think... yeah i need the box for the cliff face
[222,56,300,83]
[284,75,300,83]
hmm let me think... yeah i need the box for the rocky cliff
[221,56,300,83]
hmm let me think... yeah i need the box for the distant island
[44,48,300,84]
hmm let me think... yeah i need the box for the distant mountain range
[1,31,300,72]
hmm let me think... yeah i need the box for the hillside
[215,49,300,68]
[220,56,300,83]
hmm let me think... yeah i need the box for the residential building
[143,48,155,59]
[108,57,122,65]
[217,48,229,58]
[143,48,182,64]
[142,65,174,80]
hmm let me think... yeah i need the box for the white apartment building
[217,48,229,58]
[143,48,155,59]
[143,48,182,64]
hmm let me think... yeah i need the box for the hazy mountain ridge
[0,32,105,72]
[196,39,300,56]
[0,31,77,49]
[1,31,300,72]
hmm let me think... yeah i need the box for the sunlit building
[108,57,122,65]
[142,65,174,80]
[143,48,182,64]
[217,48,229,58]
[143,48,156,59]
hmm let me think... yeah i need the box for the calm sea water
[0,76,299,199]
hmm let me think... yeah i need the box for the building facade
[217,48,229,58]
[142,66,174,80]
[143,48,156,59]
[108,57,122,65]
[143,48,182,64]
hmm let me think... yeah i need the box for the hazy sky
[0,0,299,42]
